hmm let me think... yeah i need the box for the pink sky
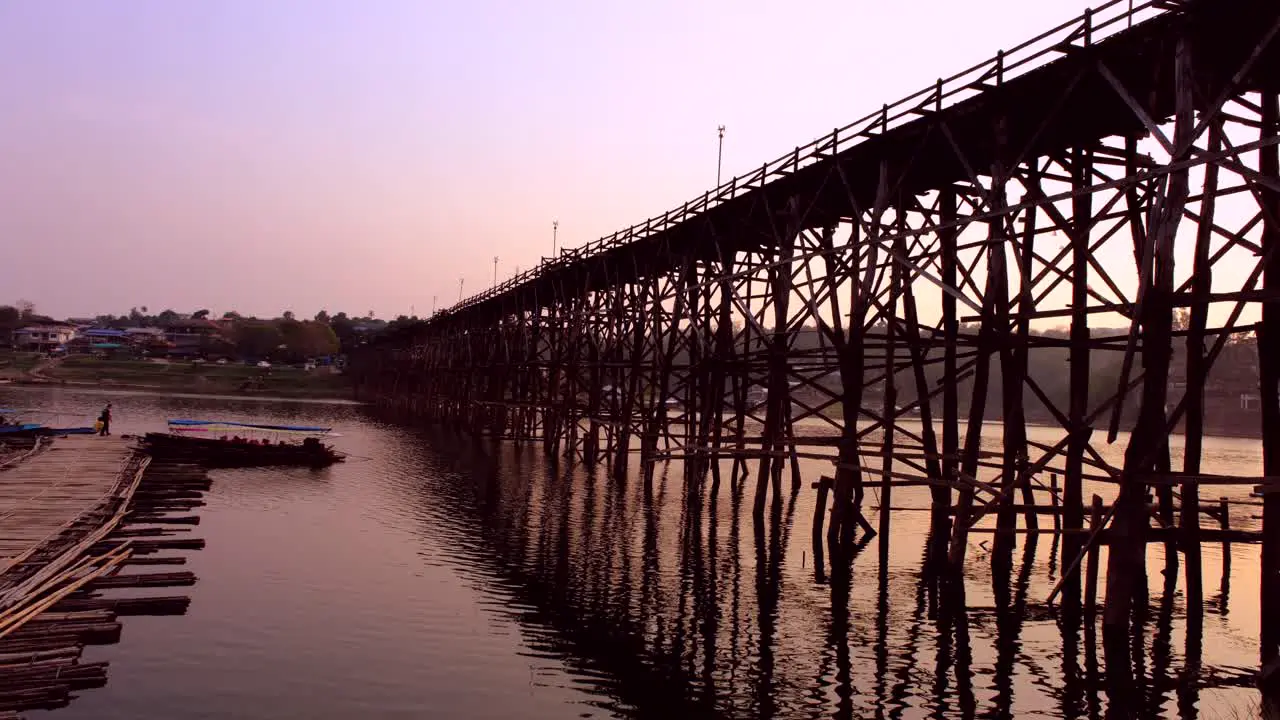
[0,0,1101,320]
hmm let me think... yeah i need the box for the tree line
[0,301,409,361]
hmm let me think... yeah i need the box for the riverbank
[0,352,352,401]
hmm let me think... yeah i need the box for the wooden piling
[1085,495,1104,615]
[813,476,832,571]
[1259,88,1280,669]
[1050,474,1061,535]
[1221,497,1232,565]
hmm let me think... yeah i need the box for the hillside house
[14,323,76,352]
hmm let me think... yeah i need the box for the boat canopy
[166,419,335,436]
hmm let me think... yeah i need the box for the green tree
[234,321,284,359]
[278,320,339,360]
[157,309,180,325]
[330,313,356,350]
[282,310,295,321]
[387,315,418,333]
[314,310,330,324]
[192,309,211,320]
[278,319,304,360]
[0,306,19,345]
[307,322,340,356]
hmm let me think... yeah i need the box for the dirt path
[25,355,63,381]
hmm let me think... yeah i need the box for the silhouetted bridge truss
[353,0,1280,686]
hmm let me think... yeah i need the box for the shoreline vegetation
[0,352,352,401]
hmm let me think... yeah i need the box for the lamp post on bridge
[458,278,464,302]
[717,125,726,186]
[493,256,499,287]
[552,220,559,257]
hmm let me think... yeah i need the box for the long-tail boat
[140,419,344,468]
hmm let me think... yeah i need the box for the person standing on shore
[98,403,112,436]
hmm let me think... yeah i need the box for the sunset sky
[1,1,1111,320]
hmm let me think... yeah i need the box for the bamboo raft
[0,436,212,715]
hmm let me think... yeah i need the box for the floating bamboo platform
[0,436,212,715]
[0,437,139,567]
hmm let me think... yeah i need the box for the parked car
[256,361,272,369]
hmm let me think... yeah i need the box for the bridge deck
[0,436,136,568]
[427,0,1280,323]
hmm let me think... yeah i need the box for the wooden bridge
[352,0,1280,686]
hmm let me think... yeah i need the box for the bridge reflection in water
[401,430,1258,720]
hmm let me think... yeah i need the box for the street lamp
[717,125,726,186]
[553,220,559,256]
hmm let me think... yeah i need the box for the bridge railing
[434,0,1167,322]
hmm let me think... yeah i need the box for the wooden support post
[896,220,946,568]
[827,217,872,549]
[814,475,832,547]
[584,317,601,466]
[1085,495,1104,615]
[787,413,803,493]
[1050,474,1061,535]
[615,279,653,481]
[1063,144,1093,611]
[1183,123,1221,628]
[1221,496,1232,558]
[682,263,703,480]
[880,216,900,543]
[992,157,1022,562]
[1259,88,1280,668]
[708,251,736,495]
[1105,36,1190,636]
[948,136,1005,571]
[1013,178,1037,536]
[939,186,960,570]
[756,208,797,516]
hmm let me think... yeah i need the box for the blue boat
[0,409,96,438]
[0,423,44,437]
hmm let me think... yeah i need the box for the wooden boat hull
[140,433,344,468]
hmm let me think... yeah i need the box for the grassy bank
[0,350,42,377]
[7,354,351,399]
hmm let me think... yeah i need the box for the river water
[0,386,1266,719]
